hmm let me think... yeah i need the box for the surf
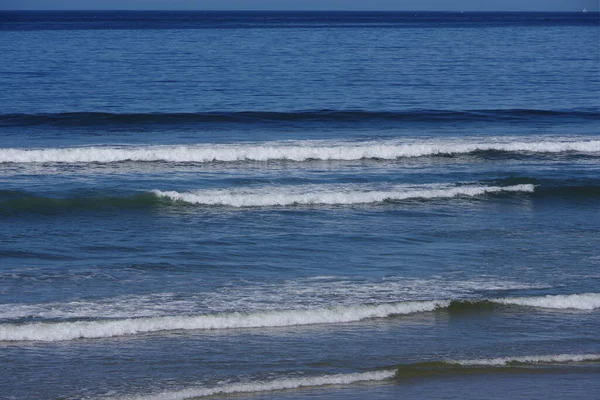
[113,353,600,400]
[1,293,597,342]
[1,137,598,164]
[152,184,535,207]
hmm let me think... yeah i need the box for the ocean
[0,11,599,400]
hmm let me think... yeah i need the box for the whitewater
[2,293,597,342]
[151,184,535,207]
[2,11,599,400]
[1,137,599,163]
[115,354,600,400]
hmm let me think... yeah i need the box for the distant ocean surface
[1,11,599,400]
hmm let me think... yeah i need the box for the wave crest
[1,138,599,164]
[115,370,397,400]
[114,354,600,399]
[1,293,598,342]
[495,293,600,310]
[0,300,445,342]
[452,353,600,366]
[152,184,535,207]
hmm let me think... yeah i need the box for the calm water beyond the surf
[1,11,599,400]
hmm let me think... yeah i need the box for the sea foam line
[114,353,600,400]
[0,301,446,342]
[452,353,600,366]
[0,276,541,320]
[152,184,535,207]
[495,293,600,310]
[1,138,599,163]
[116,370,397,400]
[1,293,598,342]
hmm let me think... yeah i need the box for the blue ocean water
[0,11,599,400]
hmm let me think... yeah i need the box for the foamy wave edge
[116,370,397,400]
[114,354,600,400]
[1,294,598,342]
[0,300,446,342]
[1,139,599,163]
[452,353,600,366]
[496,293,600,310]
[152,184,535,207]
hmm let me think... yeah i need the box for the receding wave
[152,184,535,207]
[2,109,598,127]
[1,138,599,164]
[115,354,599,399]
[1,294,598,342]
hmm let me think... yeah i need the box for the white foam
[1,138,598,163]
[152,184,534,207]
[0,276,542,321]
[453,353,600,366]
[494,293,600,310]
[0,300,445,342]
[111,353,600,399]
[4,291,595,342]
[116,370,396,400]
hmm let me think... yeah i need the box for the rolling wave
[116,370,397,400]
[450,354,600,366]
[495,293,600,310]
[0,276,541,320]
[448,293,600,312]
[1,294,597,342]
[152,184,535,207]
[0,300,446,341]
[0,192,160,213]
[114,353,600,399]
[4,183,599,214]
[1,138,599,164]
[392,354,600,380]
[2,109,598,127]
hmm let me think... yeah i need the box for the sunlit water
[1,11,599,400]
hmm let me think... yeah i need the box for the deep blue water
[0,11,599,400]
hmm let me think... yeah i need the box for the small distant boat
[582,8,588,13]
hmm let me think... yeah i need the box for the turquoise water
[0,11,599,400]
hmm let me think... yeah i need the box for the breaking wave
[114,354,600,399]
[116,370,397,400]
[0,300,445,342]
[448,293,600,312]
[4,182,600,214]
[0,184,536,213]
[1,138,599,164]
[393,354,600,379]
[0,276,542,320]
[494,293,600,310]
[450,353,600,366]
[1,293,597,342]
[152,184,535,207]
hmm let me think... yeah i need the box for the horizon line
[1,9,598,12]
